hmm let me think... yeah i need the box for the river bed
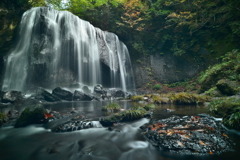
[0,101,240,160]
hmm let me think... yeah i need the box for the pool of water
[0,101,239,160]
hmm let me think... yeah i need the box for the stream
[0,101,240,160]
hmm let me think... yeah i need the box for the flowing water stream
[0,101,239,160]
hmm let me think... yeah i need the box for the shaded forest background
[2,0,240,59]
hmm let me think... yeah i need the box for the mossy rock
[15,104,48,128]
[99,114,123,126]
[216,79,239,96]
[100,107,150,127]
[208,98,240,117]
[143,104,156,111]
[204,87,223,97]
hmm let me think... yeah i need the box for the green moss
[143,104,156,111]
[151,94,168,104]
[169,92,210,104]
[131,95,144,101]
[102,103,121,112]
[208,97,240,117]
[204,87,223,97]
[121,107,147,121]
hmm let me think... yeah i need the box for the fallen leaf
[44,113,54,119]
[222,133,228,137]
[199,140,206,146]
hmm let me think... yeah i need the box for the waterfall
[2,7,135,92]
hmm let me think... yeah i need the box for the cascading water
[2,7,135,92]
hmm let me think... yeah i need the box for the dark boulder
[73,90,94,101]
[113,90,125,98]
[36,88,60,102]
[82,86,91,94]
[216,79,239,96]
[52,87,73,101]
[94,84,107,94]
[15,104,51,128]
[1,90,24,103]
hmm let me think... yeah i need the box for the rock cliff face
[132,52,204,88]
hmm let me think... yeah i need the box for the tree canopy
[8,0,240,61]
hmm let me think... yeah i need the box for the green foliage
[153,84,162,90]
[223,112,240,130]
[143,104,156,111]
[131,95,144,101]
[121,106,147,121]
[169,92,209,104]
[208,98,240,116]
[208,97,240,130]
[151,94,168,104]
[102,103,121,112]
[204,87,222,97]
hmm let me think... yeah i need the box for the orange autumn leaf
[222,133,228,137]
[44,113,54,119]
[199,140,206,146]
[151,127,157,130]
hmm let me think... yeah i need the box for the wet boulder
[113,90,125,98]
[52,87,73,101]
[216,79,239,96]
[1,90,24,103]
[82,86,91,94]
[73,90,94,101]
[140,114,233,155]
[36,88,60,102]
[94,84,107,94]
[15,104,52,128]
